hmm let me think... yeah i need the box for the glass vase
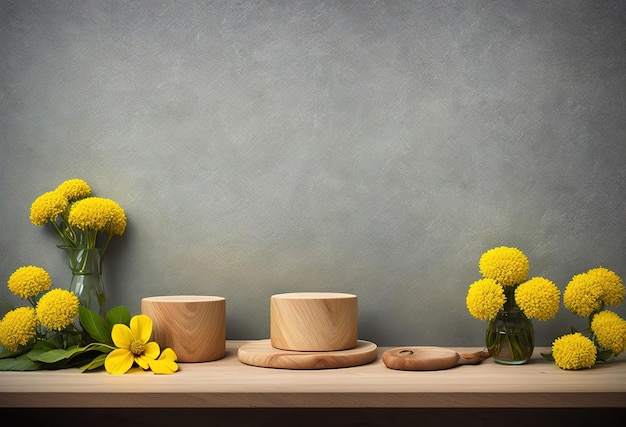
[486,306,535,365]
[59,246,106,316]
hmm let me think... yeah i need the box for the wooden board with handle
[383,346,490,371]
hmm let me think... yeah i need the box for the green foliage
[79,306,113,345]
[596,349,614,363]
[81,353,108,371]
[0,353,41,370]
[0,341,34,360]
[105,305,131,335]
[0,306,131,372]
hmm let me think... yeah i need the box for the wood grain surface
[270,292,358,351]
[383,346,491,370]
[1,342,625,409]
[141,295,226,362]
[237,339,378,369]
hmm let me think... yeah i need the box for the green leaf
[81,353,108,371]
[79,306,112,344]
[28,343,112,364]
[0,349,23,359]
[0,354,42,371]
[540,352,555,361]
[106,306,131,328]
[596,349,613,363]
[28,348,76,363]
[0,342,35,359]
[27,337,64,360]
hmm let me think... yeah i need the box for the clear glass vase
[486,305,535,365]
[59,246,106,316]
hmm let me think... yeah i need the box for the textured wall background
[1,0,625,347]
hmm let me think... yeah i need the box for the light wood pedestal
[1,341,624,426]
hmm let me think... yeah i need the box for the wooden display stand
[270,292,358,351]
[238,292,378,369]
[141,295,226,362]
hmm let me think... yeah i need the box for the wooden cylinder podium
[141,295,226,363]
[270,292,358,351]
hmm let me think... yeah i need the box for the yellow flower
[7,266,52,299]
[105,315,162,374]
[0,307,38,352]
[36,289,80,331]
[103,199,127,236]
[563,272,604,317]
[515,277,560,321]
[55,178,91,202]
[479,246,529,286]
[586,267,624,307]
[148,347,179,374]
[29,191,68,226]
[68,197,126,235]
[466,278,506,320]
[68,197,112,232]
[591,310,626,356]
[552,333,597,370]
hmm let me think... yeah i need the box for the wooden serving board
[383,346,490,371]
[238,339,378,369]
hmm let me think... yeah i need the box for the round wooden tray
[238,339,378,370]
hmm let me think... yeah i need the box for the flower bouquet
[465,246,560,364]
[0,266,178,374]
[29,178,126,315]
[543,267,626,370]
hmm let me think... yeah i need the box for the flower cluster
[30,178,126,260]
[1,266,80,352]
[0,266,177,375]
[546,267,626,370]
[466,246,560,321]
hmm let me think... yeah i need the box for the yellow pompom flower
[466,278,506,320]
[479,246,529,287]
[7,266,52,299]
[68,197,112,232]
[55,178,91,202]
[105,314,177,374]
[0,307,38,352]
[586,267,624,307]
[591,310,626,356]
[515,277,560,321]
[552,333,597,370]
[102,198,127,236]
[563,272,604,317]
[36,289,80,331]
[29,191,68,226]
[68,197,127,235]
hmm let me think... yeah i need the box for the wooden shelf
[1,341,624,410]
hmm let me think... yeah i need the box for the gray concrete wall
[1,0,625,347]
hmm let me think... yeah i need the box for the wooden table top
[1,341,624,408]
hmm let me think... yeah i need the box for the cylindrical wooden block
[270,292,358,351]
[141,295,226,363]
